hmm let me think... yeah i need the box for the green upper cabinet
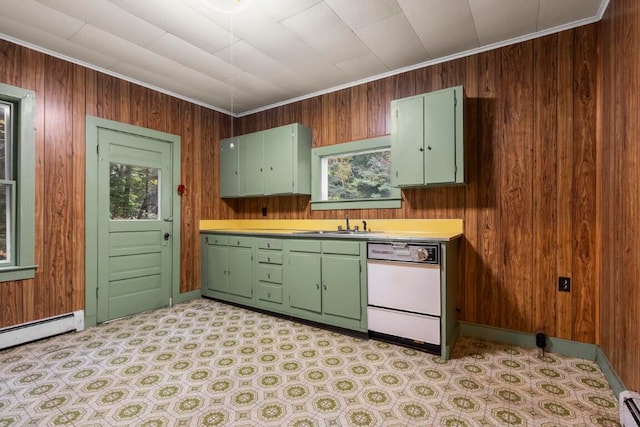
[239,132,264,196]
[391,85,464,187]
[219,137,240,197]
[222,123,312,198]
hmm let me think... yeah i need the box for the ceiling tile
[356,12,431,69]
[35,0,166,46]
[337,52,390,80]
[468,0,539,46]
[281,2,369,64]
[0,15,119,69]
[70,25,177,76]
[324,0,401,30]
[279,48,351,89]
[538,0,603,30]
[112,0,234,53]
[0,0,84,39]
[256,0,323,21]
[147,34,241,81]
[398,0,479,57]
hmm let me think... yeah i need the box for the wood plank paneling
[532,35,558,336]
[600,0,640,391]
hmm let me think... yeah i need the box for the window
[0,83,36,282]
[311,136,401,210]
[109,163,159,220]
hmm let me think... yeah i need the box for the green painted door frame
[85,116,182,327]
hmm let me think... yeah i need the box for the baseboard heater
[621,390,640,427]
[0,311,84,350]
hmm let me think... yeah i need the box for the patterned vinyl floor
[0,299,620,426]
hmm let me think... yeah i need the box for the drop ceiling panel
[70,25,177,76]
[0,0,608,115]
[468,0,539,46]
[538,0,603,30]
[356,12,431,69]
[147,33,241,81]
[112,0,234,53]
[324,0,401,30]
[34,0,166,47]
[0,0,84,39]
[257,0,323,21]
[0,16,118,69]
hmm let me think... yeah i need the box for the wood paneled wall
[227,27,600,344]
[0,40,230,328]
[600,0,640,392]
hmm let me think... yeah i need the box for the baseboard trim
[459,321,625,396]
[173,290,202,305]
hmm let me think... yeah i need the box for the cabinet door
[239,132,264,196]
[219,137,240,197]
[227,246,253,298]
[424,89,457,184]
[321,255,361,320]
[206,244,228,293]
[391,96,425,186]
[263,126,293,195]
[287,252,321,313]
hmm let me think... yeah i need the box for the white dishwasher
[367,242,442,353]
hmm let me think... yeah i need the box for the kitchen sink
[293,229,372,236]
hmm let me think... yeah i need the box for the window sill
[0,265,38,282]
[311,198,402,211]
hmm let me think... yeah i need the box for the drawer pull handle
[316,283,319,289]
[268,292,271,298]
[267,243,271,248]
[267,257,271,262]
[267,273,271,279]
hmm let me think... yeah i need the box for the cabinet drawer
[257,238,282,250]
[228,236,253,248]
[257,283,283,304]
[287,239,321,253]
[258,251,282,265]
[322,240,360,256]
[257,265,282,283]
[206,235,228,246]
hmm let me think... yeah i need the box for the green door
[219,137,239,197]
[207,244,228,293]
[227,246,253,298]
[263,126,292,195]
[424,89,457,184]
[97,129,173,322]
[287,252,321,313]
[391,96,425,186]
[239,132,264,196]
[321,256,361,320]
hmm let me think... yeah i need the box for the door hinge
[96,287,99,299]
[205,236,209,243]
[97,144,100,155]
[454,94,457,107]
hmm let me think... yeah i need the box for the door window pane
[110,163,159,220]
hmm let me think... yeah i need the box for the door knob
[164,233,170,240]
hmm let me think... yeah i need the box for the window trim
[0,83,37,282]
[311,135,401,211]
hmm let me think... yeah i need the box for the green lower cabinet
[321,255,361,321]
[287,252,322,312]
[284,239,367,332]
[201,234,254,304]
[227,246,253,298]
[206,245,228,293]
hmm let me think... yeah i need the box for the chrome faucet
[345,215,350,230]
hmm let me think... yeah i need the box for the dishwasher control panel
[367,243,439,264]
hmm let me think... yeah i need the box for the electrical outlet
[559,277,571,292]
